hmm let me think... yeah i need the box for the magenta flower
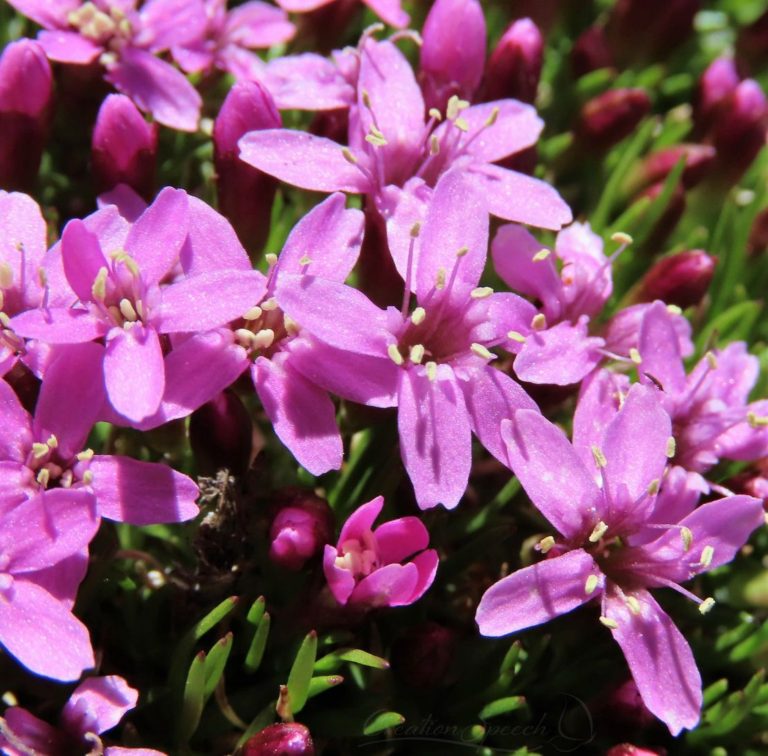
[0,487,99,681]
[275,0,409,29]
[323,496,438,608]
[11,187,263,423]
[173,0,295,82]
[491,221,610,385]
[0,675,164,754]
[277,172,538,508]
[476,384,764,735]
[268,491,333,571]
[0,342,199,526]
[8,0,206,131]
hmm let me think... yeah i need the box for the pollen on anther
[532,248,551,262]
[425,361,437,381]
[36,468,50,488]
[76,448,94,461]
[611,232,633,245]
[666,304,682,316]
[471,343,495,360]
[591,445,607,469]
[700,545,714,568]
[46,435,58,449]
[428,107,442,121]
[341,147,358,165]
[666,436,676,458]
[32,442,49,459]
[585,575,599,595]
[470,286,493,299]
[629,347,642,364]
[265,253,278,268]
[261,297,278,311]
[599,616,618,630]
[91,267,108,301]
[647,478,660,496]
[298,255,312,267]
[429,135,440,155]
[410,223,422,238]
[119,298,138,322]
[409,344,425,364]
[387,344,404,366]
[625,596,642,615]
[435,268,446,290]
[411,307,426,325]
[243,306,263,321]
[484,107,500,127]
[507,330,526,343]
[705,351,718,370]
[537,536,555,553]
[531,313,546,331]
[588,520,608,542]
[82,470,94,485]
[698,597,716,615]
[681,526,693,551]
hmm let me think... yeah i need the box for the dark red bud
[636,250,716,309]
[695,57,740,133]
[242,723,315,756]
[748,207,768,256]
[570,25,614,79]
[92,94,158,200]
[576,88,651,150]
[482,17,543,104]
[189,390,253,477]
[641,144,716,189]
[606,746,666,756]
[268,489,334,572]
[712,79,767,177]
[214,81,281,257]
[391,622,457,689]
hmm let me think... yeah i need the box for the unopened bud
[268,490,334,572]
[482,18,543,104]
[243,722,316,756]
[635,250,716,309]
[576,88,652,151]
[571,25,613,78]
[641,144,716,189]
[695,57,740,132]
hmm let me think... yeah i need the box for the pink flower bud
[636,250,716,309]
[268,490,334,572]
[606,746,666,756]
[695,57,740,132]
[391,622,457,688]
[571,25,613,79]
[0,40,53,191]
[92,94,158,201]
[243,723,316,756]
[215,81,281,256]
[482,18,543,104]
[713,79,767,177]
[641,144,716,189]
[189,390,254,477]
[419,0,486,111]
[576,88,651,150]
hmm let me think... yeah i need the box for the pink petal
[0,191,47,292]
[97,184,148,222]
[63,676,138,736]
[275,0,331,10]
[276,194,363,283]
[338,496,385,544]
[276,275,390,356]
[252,355,342,475]
[322,544,357,605]
[408,549,439,603]
[171,42,214,74]
[263,53,354,111]
[349,562,419,607]
[10,307,106,343]
[362,0,409,27]
[0,579,94,681]
[104,326,165,422]
[416,170,488,301]
[124,187,189,284]
[24,551,88,609]
[6,0,79,28]
[0,378,31,462]
[601,384,671,526]
[37,30,102,64]
[462,101,542,163]
[716,398,768,460]
[463,366,538,464]
[226,1,296,47]
[491,223,563,321]
[2,707,64,754]
[638,300,686,394]
[106,46,202,132]
[89,455,199,524]
[238,130,370,193]
[466,164,572,230]
[398,365,472,510]
[156,270,266,333]
[604,589,701,736]
[476,549,603,636]
[60,219,110,303]
[374,517,429,563]
[136,0,208,52]
[501,411,603,539]
[514,318,604,385]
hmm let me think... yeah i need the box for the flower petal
[0,378,31,462]
[10,307,105,343]
[638,300,687,395]
[408,549,439,603]
[338,496,384,544]
[37,30,102,64]
[374,516,429,564]
[476,549,603,636]
[349,562,419,607]
[322,544,357,606]
[60,219,110,304]
[62,675,138,736]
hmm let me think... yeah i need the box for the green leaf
[307,675,344,699]
[315,648,390,674]
[246,596,266,627]
[702,678,729,708]
[286,631,318,715]
[245,612,271,673]
[695,300,763,353]
[203,633,233,701]
[177,651,207,745]
[237,703,275,748]
[362,711,405,736]
[479,696,527,720]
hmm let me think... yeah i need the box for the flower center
[91,252,148,330]
[334,532,379,579]
[68,2,132,46]
[232,296,296,359]
[24,436,94,493]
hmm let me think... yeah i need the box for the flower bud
[268,489,333,572]
[0,40,53,191]
[391,622,457,689]
[641,144,716,189]
[576,88,651,151]
[214,81,281,257]
[606,0,698,63]
[92,95,158,201]
[606,746,665,756]
[635,250,716,309]
[189,389,254,477]
[712,79,767,178]
[419,0,486,111]
[482,18,543,104]
[570,25,613,79]
[748,207,768,256]
[242,723,315,756]
[695,57,740,132]
[726,461,768,504]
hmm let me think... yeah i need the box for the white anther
[588,520,608,543]
[611,232,633,245]
[585,575,599,595]
[666,437,676,458]
[471,343,495,361]
[409,344,425,364]
[629,348,642,364]
[243,306,263,321]
[599,616,618,629]
[532,248,551,262]
[411,307,426,325]
[531,313,547,331]
[591,445,607,469]
[425,361,437,382]
[470,286,494,299]
[387,344,404,366]
[538,536,555,554]
[119,298,138,322]
[698,597,716,614]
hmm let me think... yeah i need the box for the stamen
[0,262,12,289]
[77,448,94,461]
[252,329,275,349]
[625,596,642,615]
[705,351,718,370]
[589,520,608,542]
[455,246,469,258]
[698,597,716,614]
[135,300,145,320]
[647,478,660,496]
[365,130,387,147]
[747,411,768,428]
[666,304,682,316]
[681,526,693,551]
[591,446,607,468]
[470,286,493,299]
[699,545,714,568]
[341,147,358,165]
[298,255,312,267]
[507,330,526,343]
[532,249,551,262]
[32,442,49,459]
[446,95,470,121]
[428,107,442,121]
[0,313,9,327]
[429,135,440,155]
[471,343,495,360]
[666,436,676,458]
[410,223,422,238]
[111,251,140,277]
[411,307,426,325]
[46,435,58,449]
[484,107,500,127]
[261,297,278,311]
[36,468,50,488]
[387,344,404,366]
[454,117,469,132]
[425,361,437,382]
[610,232,633,246]
[82,470,94,485]
[244,306,263,321]
[629,347,642,364]
[537,536,555,553]
[599,616,618,630]
[409,344,425,364]
[531,313,547,331]
[435,268,446,290]
[283,315,299,336]
[92,267,108,301]
[119,298,138,322]
[585,575,599,595]
[265,253,278,268]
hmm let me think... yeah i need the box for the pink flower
[275,0,409,30]
[0,675,165,754]
[476,384,764,735]
[323,496,438,608]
